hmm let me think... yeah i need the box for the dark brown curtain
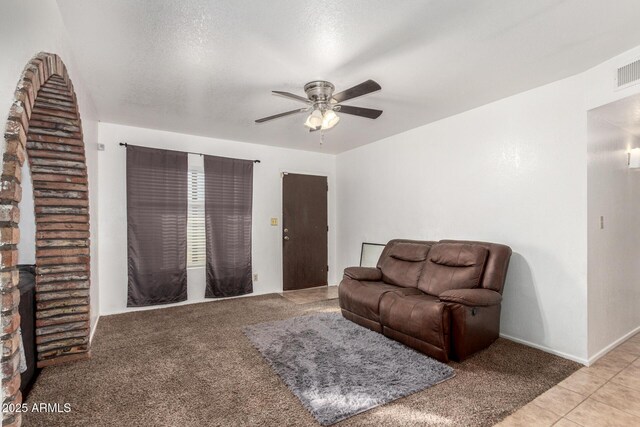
[127,145,188,306]
[204,155,253,298]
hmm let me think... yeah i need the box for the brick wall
[1,52,91,427]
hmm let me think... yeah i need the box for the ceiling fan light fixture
[321,109,340,130]
[304,109,323,129]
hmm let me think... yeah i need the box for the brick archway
[1,52,91,427]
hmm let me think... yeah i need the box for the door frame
[279,169,331,292]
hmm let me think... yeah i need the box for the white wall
[336,43,640,364]
[0,0,100,334]
[337,74,590,362]
[582,46,640,363]
[83,104,100,337]
[17,162,35,264]
[587,113,640,360]
[97,122,337,315]
[585,46,640,111]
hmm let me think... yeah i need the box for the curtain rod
[118,142,261,163]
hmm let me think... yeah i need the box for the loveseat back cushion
[389,242,430,262]
[379,242,431,288]
[439,240,512,293]
[417,243,488,296]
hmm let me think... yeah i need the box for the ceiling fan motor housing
[304,81,335,110]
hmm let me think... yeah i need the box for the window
[187,155,206,267]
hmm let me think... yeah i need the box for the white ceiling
[56,0,640,154]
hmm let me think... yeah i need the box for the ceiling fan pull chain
[320,131,325,146]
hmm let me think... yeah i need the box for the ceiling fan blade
[337,105,383,119]
[255,108,308,123]
[332,80,381,103]
[272,91,310,104]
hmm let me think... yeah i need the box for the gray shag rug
[244,313,455,425]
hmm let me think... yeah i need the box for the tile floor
[497,333,640,426]
[281,285,339,304]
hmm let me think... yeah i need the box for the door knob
[284,228,289,233]
[284,236,290,241]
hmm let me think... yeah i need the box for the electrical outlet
[270,217,278,226]
[253,273,258,282]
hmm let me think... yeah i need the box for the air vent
[617,58,640,89]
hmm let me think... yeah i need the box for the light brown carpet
[24,294,580,426]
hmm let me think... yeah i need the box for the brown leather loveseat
[339,239,512,362]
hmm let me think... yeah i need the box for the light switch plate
[270,217,278,226]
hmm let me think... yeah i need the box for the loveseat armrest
[343,267,382,281]
[439,288,502,307]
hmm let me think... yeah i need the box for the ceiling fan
[255,80,382,132]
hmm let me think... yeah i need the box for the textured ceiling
[56,0,640,154]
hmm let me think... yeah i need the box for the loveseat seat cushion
[379,242,431,288]
[379,293,450,360]
[418,243,488,296]
[339,279,423,322]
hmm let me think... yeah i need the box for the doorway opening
[587,92,640,358]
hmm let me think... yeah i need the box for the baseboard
[100,288,276,316]
[90,315,100,343]
[587,324,640,366]
[499,333,588,365]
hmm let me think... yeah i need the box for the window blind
[187,157,206,267]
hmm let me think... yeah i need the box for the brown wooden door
[282,173,328,291]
